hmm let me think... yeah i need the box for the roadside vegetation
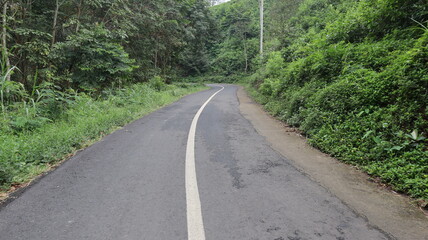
[208,0,428,201]
[0,78,205,191]
[0,0,215,193]
[1,0,427,203]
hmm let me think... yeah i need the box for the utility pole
[259,0,264,55]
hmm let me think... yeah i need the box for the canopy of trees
[209,0,260,76]
[0,0,217,187]
[1,0,216,92]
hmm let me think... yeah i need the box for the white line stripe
[186,85,224,240]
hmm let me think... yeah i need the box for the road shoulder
[237,86,428,240]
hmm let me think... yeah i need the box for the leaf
[372,136,382,144]
[411,130,418,140]
[406,130,421,141]
[390,146,403,151]
[362,130,373,139]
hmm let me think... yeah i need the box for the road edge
[236,85,428,240]
[0,86,210,209]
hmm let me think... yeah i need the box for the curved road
[0,85,390,239]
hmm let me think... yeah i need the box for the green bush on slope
[254,0,428,199]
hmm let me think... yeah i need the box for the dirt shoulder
[237,86,428,240]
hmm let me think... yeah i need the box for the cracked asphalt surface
[0,85,391,239]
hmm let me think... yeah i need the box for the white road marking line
[186,85,224,240]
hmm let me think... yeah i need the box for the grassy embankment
[244,0,427,201]
[0,82,206,197]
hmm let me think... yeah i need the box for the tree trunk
[2,0,11,81]
[75,0,83,32]
[51,0,60,47]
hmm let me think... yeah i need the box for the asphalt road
[0,85,391,239]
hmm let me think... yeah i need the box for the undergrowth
[247,0,427,200]
[0,82,205,190]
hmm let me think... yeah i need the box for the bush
[149,76,166,91]
[252,0,428,199]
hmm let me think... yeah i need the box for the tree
[179,0,216,75]
[50,24,137,89]
[209,0,260,75]
[1,0,11,81]
[0,0,216,90]
[51,0,62,46]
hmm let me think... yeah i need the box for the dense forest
[1,0,427,202]
[1,0,217,87]
[209,0,427,200]
[0,0,215,190]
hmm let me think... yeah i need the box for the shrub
[253,0,428,199]
[50,25,137,90]
[149,76,166,91]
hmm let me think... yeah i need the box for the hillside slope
[210,0,428,200]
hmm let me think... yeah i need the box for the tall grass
[0,82,206,191]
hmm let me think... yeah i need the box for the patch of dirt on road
[237,86,428,240]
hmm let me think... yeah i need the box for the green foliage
[3,0,216,88]
[245,0,428,199]
[209,0,260,75]
[0,0,214,194]
[325,0,428,43]
[179,0,217,75]
[50,25,137,89]
[0,77,27,110]
[0,82,205,188]
[148,76,166,91]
